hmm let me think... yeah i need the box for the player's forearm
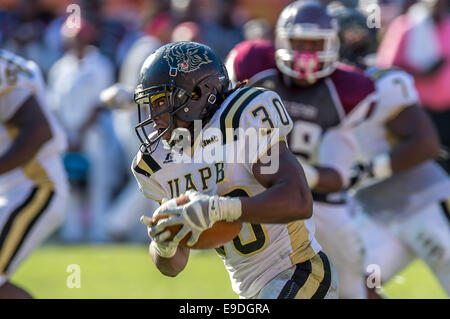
[385,105,440,174]
[150,244,190,277]
[313,167,344,193]
[239,143,313,223]
[0,124,52,175]
[239,178,313,224]
[298,161,344,193]
[389,135,440,174]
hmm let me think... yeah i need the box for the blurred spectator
[115,9,174,157]
[47,18,123,242]
[199,0,244,59]
[103,9,174,242]
[235,0,292,26]
[242,18,273,40]
[2,0,61,77]
[377,0,450,172]
[0,8,17,45]
[171,21,202,42]
[174,0,244,59]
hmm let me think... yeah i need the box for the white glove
[100,83,134,110]
[149,190,242,247]
[348,153,392,189]
[140,213,178,258]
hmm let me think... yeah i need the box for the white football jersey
[347,68,450,218]
[132,87,322,298]
[345,68,419,162]
[0,50,67,193]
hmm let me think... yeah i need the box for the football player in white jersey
[136,41,338,299]
[331,5,450,297]
[225,1,375,298]
[0,50,68,298]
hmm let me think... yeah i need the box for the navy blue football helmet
[134,41,229,153]
[275,0,340,82]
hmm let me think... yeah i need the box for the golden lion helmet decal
[163,42,212,74]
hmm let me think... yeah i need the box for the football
[151,194,242,249]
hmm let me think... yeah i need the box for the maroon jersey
[227,39,375,159]
[226,39,376,203]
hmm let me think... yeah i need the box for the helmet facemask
[133,41,230,155]
[275,23,340,83]
[134,74,225,154]
[134,84,192,154]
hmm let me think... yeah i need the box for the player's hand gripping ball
[151,194,242,249]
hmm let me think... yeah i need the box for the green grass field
[11,244,448,299]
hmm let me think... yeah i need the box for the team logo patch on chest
[163,42,212,73]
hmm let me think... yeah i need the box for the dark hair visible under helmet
[134,41,230,154]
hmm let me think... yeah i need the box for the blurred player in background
[330,3,450,296]
[0,49,68,298]
[376,0,450,173]
[47,18,121,242]
[226,0,374,298]
[137,41,338,299]
[101,12,173,242]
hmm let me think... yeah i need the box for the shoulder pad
[132,150,162,178]
[331,64,376,115]
[219,87,268,144]
[226,39,276,84]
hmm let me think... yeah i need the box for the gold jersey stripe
[0,186,53,274]
[385,105,406,147]
[386,105,406,123]
[224,88,259,144]
[5,123,18,138]
[0,85,15,99]
[137,156,154,175]
[135,151,162,176]
[23,160,54,188]
[5,125,53,188]
[287,220,316,264]
[294,253,325,299]
[219,87,257,144]
[386,128,400,148]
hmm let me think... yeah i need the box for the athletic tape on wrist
[302,164,319,189]
[371,153,392,179]
[218,197,242,222]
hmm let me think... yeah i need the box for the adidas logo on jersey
[163,153,174,164]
